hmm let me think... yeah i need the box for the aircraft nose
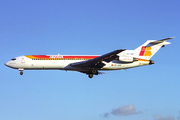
[4,61,17,68]
[4,62,9,67]
[4,61,12,67]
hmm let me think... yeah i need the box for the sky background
[1,0,180,120]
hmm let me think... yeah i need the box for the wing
[70,49,125,68]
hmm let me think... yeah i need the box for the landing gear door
[21,58,25,63]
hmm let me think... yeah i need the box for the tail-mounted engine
[119,56,138,63]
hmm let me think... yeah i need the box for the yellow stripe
[138,59,149,62]
[25,55,35,59]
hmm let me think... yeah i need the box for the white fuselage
[4,37,173,78]
[5,55,150,72]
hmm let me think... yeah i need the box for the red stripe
[63,56,98,59]
[139,46,146,56]
[32,55,99,59]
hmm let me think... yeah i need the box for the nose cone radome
[4,61,15,68]
[4,62,9,67]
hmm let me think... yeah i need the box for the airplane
[4,37,173,78]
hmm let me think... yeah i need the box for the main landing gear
[87,69,98,78]
[87,70,105,78]
[88,74,93,78]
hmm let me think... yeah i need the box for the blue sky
[1,0,180,120]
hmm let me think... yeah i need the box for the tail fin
[134,37,174,60]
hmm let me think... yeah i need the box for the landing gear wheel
[20,71,23,75]
[88,74,93,78]
[92,69,97,74]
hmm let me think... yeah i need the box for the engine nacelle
[119,56,134,62]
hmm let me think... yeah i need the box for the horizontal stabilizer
[149,37,174,45]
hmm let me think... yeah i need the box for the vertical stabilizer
[134,37,174,60]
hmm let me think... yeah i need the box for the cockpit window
[11,58,16,61]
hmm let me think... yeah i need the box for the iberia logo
[139,46,152,56]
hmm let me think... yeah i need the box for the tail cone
[149,60,154,65]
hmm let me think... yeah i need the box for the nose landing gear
[19,68,24,75]
[20,71,23,75]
